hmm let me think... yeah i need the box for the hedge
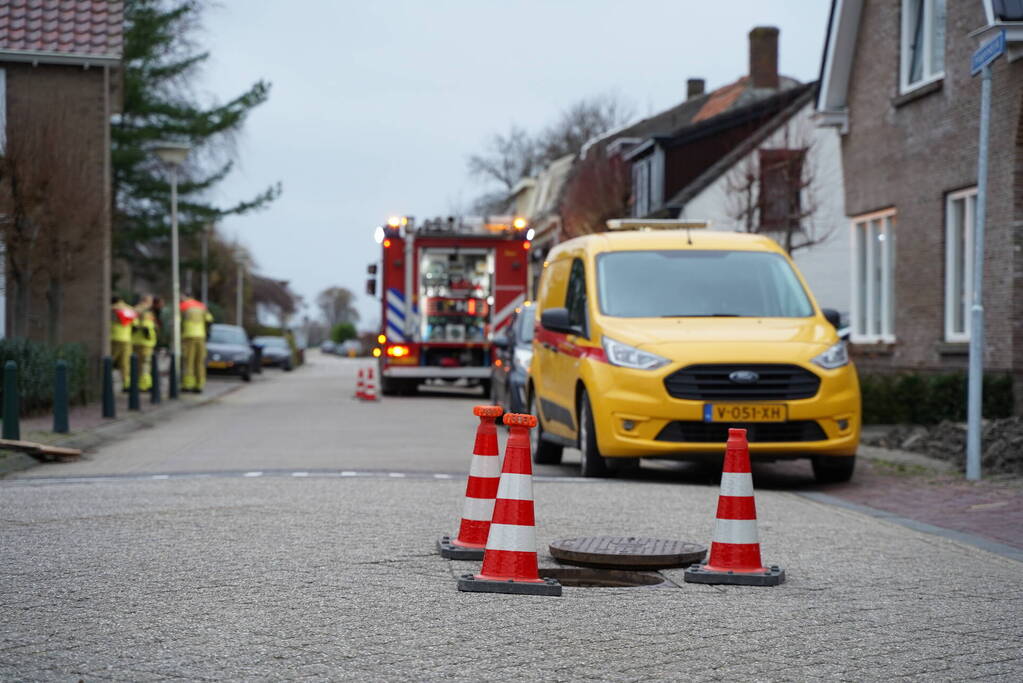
[0,339,90,415]
[859,371,1013,425]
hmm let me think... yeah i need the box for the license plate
[703,403,787,423]
[208,361,231,369]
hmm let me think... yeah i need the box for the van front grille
[664,364,820,401]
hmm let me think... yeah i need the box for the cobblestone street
[2,356,1021,680]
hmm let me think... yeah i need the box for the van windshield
[597,250,814,318]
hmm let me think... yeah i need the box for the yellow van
[529,221,860,482]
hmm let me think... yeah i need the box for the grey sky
[201,1,830,329]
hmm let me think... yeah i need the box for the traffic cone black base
[684,564,785,586]
[437,535,484,561]
[683,427,785,587]
[457,574,562,596]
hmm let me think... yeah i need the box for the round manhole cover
[549,536,707,569]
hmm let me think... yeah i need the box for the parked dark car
[491,302,534,415]
[252,335,293,371]
[206,324,254,382]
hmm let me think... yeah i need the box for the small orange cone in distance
[684,428,785,586]
[457,413,561,596]
[362,365,378,402]
[438,405,503,560]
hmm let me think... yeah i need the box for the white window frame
[850,209,897,344]
[900,0,946,94]
[944,188,977,343]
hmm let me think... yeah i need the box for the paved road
[3,354,1022,680]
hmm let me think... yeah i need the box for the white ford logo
[729,370,759,384]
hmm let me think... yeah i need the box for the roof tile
[0,0,122,58]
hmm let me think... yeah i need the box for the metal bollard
[54,360,69,434]
[128,354,141,411]
[150,354,162,405]
[169,352,179,399]
[102,355,116,418]
[252,346,263,374]
[2,360,20,440]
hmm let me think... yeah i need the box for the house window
[758,149,805,234]
[901,0,946,93]
[632,158,650,217]
[945,188,977,342]
[850,210,896,343]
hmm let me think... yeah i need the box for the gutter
[0,48,120,68]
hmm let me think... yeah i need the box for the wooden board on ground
[0,438,81,462]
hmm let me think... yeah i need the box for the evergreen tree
[113,0,280,292]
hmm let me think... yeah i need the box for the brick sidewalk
[820,458,1023,550]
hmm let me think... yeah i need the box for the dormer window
[901,0,946,93]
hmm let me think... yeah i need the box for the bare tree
[560,153,631,238]
[316,286,359,329]
[467,125,540,192]
[252,276,300,328]
[724,119,831,254]
[538,93,634,163]
[466,92,634,201]
[0,94,102,342]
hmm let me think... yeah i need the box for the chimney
[749,26,780,89]
[686,78,705,100]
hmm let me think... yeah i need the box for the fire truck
[367,215,531,395]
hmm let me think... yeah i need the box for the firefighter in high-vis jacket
[110,296,138,391]
[132,294,158,391]
[181,294,213,392]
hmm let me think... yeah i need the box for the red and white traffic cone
[457,413,561,596]
[362,366,378,402]
[438,405,503,560]
[355,368,365,399]
[684,427,784,586]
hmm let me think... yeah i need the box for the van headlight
[601,336,669,371]
[812,341,849,369]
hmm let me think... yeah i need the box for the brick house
[0,2,122,368]
[816,0,1023,412]
[524,28,850,312]
[622,28,849,312]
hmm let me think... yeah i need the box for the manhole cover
[549,536,706,569]
[538,567,668,588]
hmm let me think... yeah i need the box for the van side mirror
[821,308,841,329]
[541,308,575,335]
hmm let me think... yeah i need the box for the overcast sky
[200,1,831,330]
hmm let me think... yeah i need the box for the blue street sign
[971,30,1006,76]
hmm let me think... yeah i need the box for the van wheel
[528,390,563,465]
[578,390,609,478]
[812,455,856,484]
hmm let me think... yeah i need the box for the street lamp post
[152,142,191,399]
[201,222,211,305]
[236,256,243,326]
